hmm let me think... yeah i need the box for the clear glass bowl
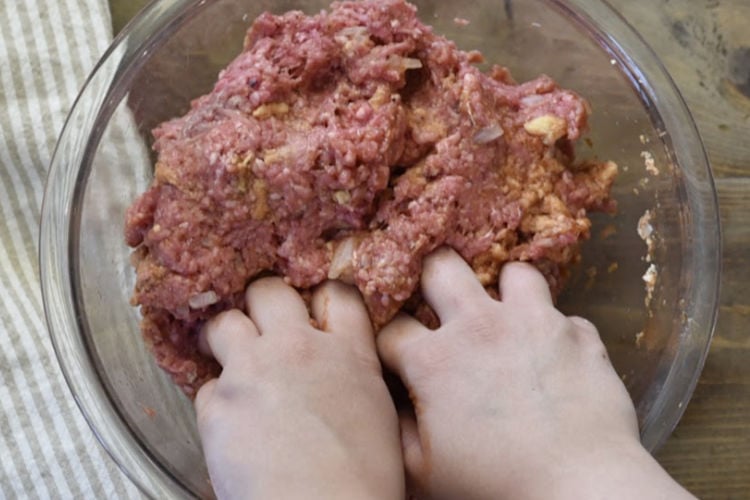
[40,0,721,498]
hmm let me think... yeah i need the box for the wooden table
[111,1,750,497]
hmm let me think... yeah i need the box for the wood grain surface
[111,1,750,498]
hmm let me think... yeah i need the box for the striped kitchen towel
[0,0,142,497]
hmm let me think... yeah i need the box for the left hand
[195,278,405,500]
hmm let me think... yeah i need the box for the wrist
[511,438,694,500]
[250,462,398,500]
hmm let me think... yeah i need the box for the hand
[195,278,404,500]
[377,247,695,500]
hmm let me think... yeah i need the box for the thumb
[377,314,432,494]
[376,313,429,388]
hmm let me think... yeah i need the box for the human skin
[195,247,695,500]
[377,247,696,500]
[195,279,404,500]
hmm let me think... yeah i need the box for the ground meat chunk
[125,0,617,396]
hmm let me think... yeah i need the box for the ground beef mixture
[125,0,617,396]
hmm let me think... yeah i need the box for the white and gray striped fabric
[0,0,142,497]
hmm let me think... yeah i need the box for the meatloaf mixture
[125,0,617,396]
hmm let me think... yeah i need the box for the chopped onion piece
[188,291,219,309]
[335,26,370,47]
[520,95,545,106]
[402,57,423,70]
[473,124,504,144]
[328,237,357,284]
[337,26,370,38]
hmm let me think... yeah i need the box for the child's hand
[378,248,695,500]
[195,278,404,500]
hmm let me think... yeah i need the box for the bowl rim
[39,0,721,498]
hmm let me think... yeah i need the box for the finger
[498,261,553,306]
[568,315,599,336]
[245,277,311,334]
[311,281,373,344]
[200,309,258,366]
[194,378,217,418]
[568,316,608,358]
[421,247,488,323]
[376,313,429,382]
[399,412,427,494]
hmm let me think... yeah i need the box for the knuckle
[386,334,422,365]
[211,375,247,403]
[195,382,233,432]
[408,337,452,376]
[469,321,498,344]
[568,315,598,334]
[197,373,259,430]
[568,316,607,353]
[349,341,380,368]
[460,309,502,343]
[276,330,320,365]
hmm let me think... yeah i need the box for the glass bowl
[40,0,721,497]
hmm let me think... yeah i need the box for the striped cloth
[0,0,142,497]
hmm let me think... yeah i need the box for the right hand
[377,248,693,500]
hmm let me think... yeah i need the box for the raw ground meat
[125,0,617,396]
